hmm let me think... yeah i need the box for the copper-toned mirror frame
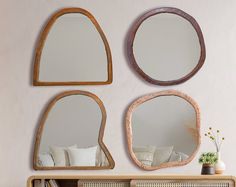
[33,90,115,170]
[125,90,201,171]
[33,8,113,86]
[127,7,206,86]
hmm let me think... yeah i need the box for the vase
[214,151,226,174]
[201,164,215,175]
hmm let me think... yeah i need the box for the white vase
[214,151,226,174]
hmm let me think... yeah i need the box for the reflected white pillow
[152,146,173,166]
[50,145,77,166]
[169,151,181,162]
[96,145,109,166]
[133,146,156,166]
[169,151,189,162]
[178,152,189,161]
[67,146,97,166]
[37,153,54,167]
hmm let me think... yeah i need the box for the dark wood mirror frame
[33,90,115,170]
[125,90,201,171]
[33,8,113,86]
[127,7,206,86]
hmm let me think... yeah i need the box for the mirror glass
[126,91,200,170]
[130,8,205,85]
[34,9,112,85]
[34,91,114,169]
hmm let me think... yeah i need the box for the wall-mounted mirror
[33,8,112,86]
[125,90,200,170]
[127,7,206,86]
[33,90,115,170]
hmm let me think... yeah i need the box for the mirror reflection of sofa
[35,92,115,169]
[133,145,189,166]
[37,144,109,167]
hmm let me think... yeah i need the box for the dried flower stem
[205,127,224,152]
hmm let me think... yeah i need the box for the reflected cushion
[50,145,77,166]
[67,146,97,166]
[37,153,54,167]
[96,145,109,166]
[152,146,173,166]
[178,151,189,161]
[169,151,189,162]
[133,146,156,166]
[169,151,182,162]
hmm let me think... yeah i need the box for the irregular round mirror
[125,90,200,170]
[127,7,206,85]
[33,8,112,86]
[33,90,115,170]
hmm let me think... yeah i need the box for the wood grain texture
[131,179,235,187]
[127,7,206,86]
[33,90,115,170]
[125,90,201,171]
[78,180,130,187]
[27,175,236,187]
[33,7,113,86]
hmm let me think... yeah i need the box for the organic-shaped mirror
[125,90,200,170]
[33,90,115,170]
[127,7,206,86]
[33,8,112,86]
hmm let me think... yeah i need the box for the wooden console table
[28,175,236,187]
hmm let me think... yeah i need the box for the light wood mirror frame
[33,90,115,170]
[125,90,200,171]
[127,7,206,86]
[33,8,113,86]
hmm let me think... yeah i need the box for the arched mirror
[125,90,200,170]
[33,8,112,86]
[33,90,115,170]
[127,7,206,86]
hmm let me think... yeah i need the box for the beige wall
[1,0,236,186]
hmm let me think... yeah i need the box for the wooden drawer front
[131,180,234,187]
[78,180,130,187]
